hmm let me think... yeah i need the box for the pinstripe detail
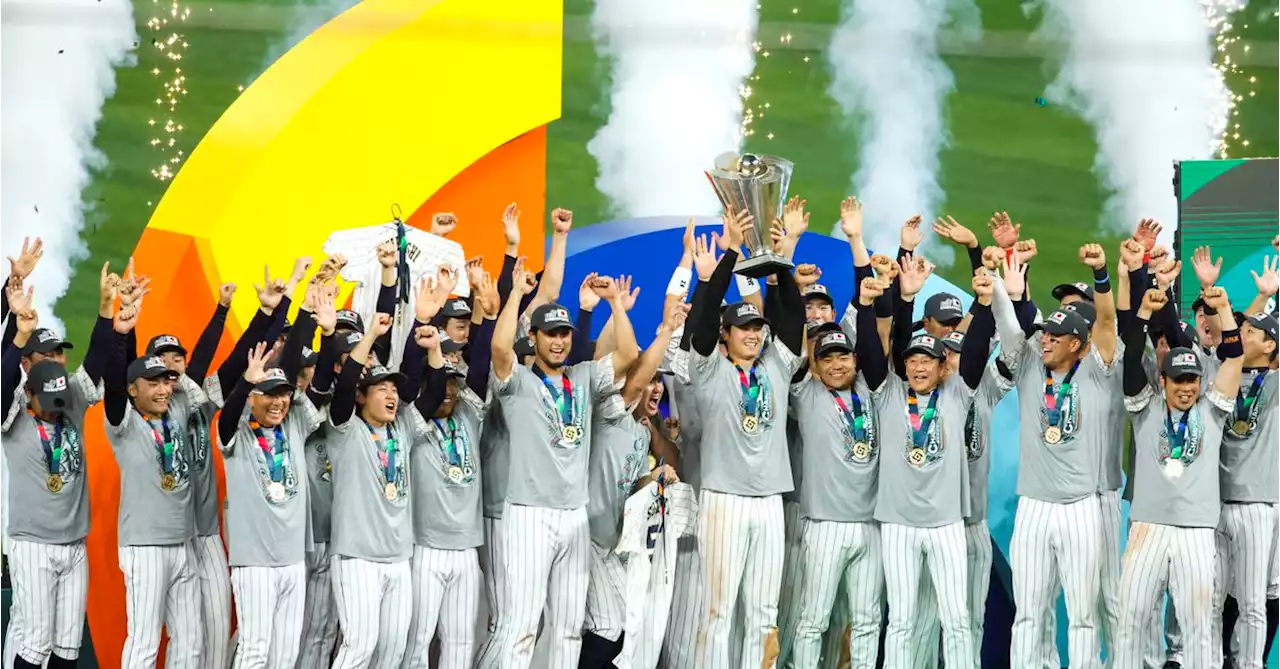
[330,556,413,669]
[696,490,785,669]
[659,534,704,669]
[584,543,628,642]
[402,545,481,669]
[119,543,205,668]
[194,533,233,669]
[1,540,88,666]
[1010,495,1103,669]
[881,521,973,668]
[1114,522,1215,669]
[296,542,339,669]
[906,520,993,668]
[777,501,805,667]
[789,519,882,669]
[1097,490,1121,657]
[230,562,307,668]
[473,517,509,669]
[494,503,590,669]
[1213,502,1278,669]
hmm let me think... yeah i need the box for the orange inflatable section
[82,127,547,668]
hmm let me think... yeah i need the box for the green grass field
[55,0,1279,355]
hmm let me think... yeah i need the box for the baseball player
[216,295,322,668]
[685,212,805,669]
[105,302,205,668]
[1114,287,1243,668]
[914,291,966,338]
[0,326,101,669]
[1002,244,1119,669]
[488,258,639,668]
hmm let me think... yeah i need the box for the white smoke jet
[588,0,758,218]
[1026,0,1236,248]
[1,0,137,334]
[254,0,359,82]
[826,0,979,264]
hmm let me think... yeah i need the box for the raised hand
[415,325,441,351]
[255,265,287,310]
[551,208,573,234]
[1078,243,1106,270]
[434,265,460,301]
[722,207,753,251]
[244,342,271,384]
[119,272,151,309]
[933,215,977,248]
[681,217,696,261]
[8,282,33,315]
[475,271,500,317]
[314,253,347,283]
[662,292,692,329]
[8,237,43,281]
[869,254,898,281]
[1148,244,1170,265]
[219,282,237,307]
[839,196,863,238]
[782,196,809,240]
[377,241,398,269]
[466,256,485,289]
[794,264,821,288]
[1154,259,1182,290]
[1013,239,1038,264]
[511,256,537,297]
[371,313,394,337]
[578,272,602,312]
[16,306,39,335]
[1002,253,1028,300]
[314,290,338,335]
[988,211,1020,249]
[431,212,458,237]
[99,262,121,305]
[898,253,934,298]
[693,234,720,281]
[1140,288,1168,314]
[502,203,521,247]
[617,275,640,311]
[1192,246,1222,288]
[981,246,1003,272]
[858,276,889,305]
[1133,218,1162,252]
[664,417,681,442]
[286,256,313,294]
[1202,285,1230,312]
[114,302,140,334]
[899,215,924,251]
[1251,255,1279,297]
[1119,239,1146,272]
[769,219,792,256]
[590,275,619,300]
[972,270,994,301]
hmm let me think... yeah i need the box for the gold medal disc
[853,442,870,459]
[1044,426,1063,444]
[1164,459,1185,479]
[160,473,177,491]
[384,482,398,500]
[46,474,64,493]
[908,448,926,465]
[448,465,463,482]
[562,425,580,442]
[1233,419,1250,435]
[742,415,760,434]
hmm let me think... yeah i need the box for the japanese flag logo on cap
[42,376,67,393]
[452,299,467,310]
[944,331,964,343]
[144,357,166,370]
[1172,352,1197,367]
[547,307,569,322]
[1075,282,1088,292]
[264,368,287,382]
[1048,311,1067,324]
[823,332,848,346]
[303,347,314,357]
[941,297,962,311]
[156,335,180,348]
[738,304,760,318]
[918,335,936,346]
[344,331,362,345]
[38,330,58,343]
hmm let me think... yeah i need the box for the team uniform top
[328,410,416,562]
[1007,335,1119,504]
[220,394,321,567]
[491,354,620,510]
[1,368,99,544]
[173,375,221,538]
[788,374,878,523]
[871,373,972,527]
[964,362,1016,524]
[302,403,335,544]
[478,401,510,519]
[586,393,652,549]
[663,344,702,492]
[1122,347,1216,503]
[690,341,802,497]
[107,401,197,546]
[1126,383,1233,528]
[408,388,487,550]
[1219,368,1277,503]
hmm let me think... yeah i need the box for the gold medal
[1232,419,1250,435]
[268,482,286,502]
[1164,459,1185,479]
[160,473,177,491]
[46,473,64,493]
[853,442,870,460]
[908,448,926,466]
[384,482,399,500]
[741,415,760,434]
[648,455,657,471]
[1043,426,1062,444]
[325,460,332,474]
[448,465,463,482]
[562,425,581,442]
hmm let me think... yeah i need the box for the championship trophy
[705,152,796,279]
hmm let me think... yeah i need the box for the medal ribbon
[364,421,398,484]
[1043,360,1081,427]
[829,389,867,442]
[32,412,63,477]
[433,417,462,467]
[735,362,762,418]
[906,390,939,448]
[248,419,286,483]
[1235,371,1267,426]
[142,410,175,474]
[1165,407,1192,460]
[533,365,575,427]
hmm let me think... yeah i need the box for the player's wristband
[667,267,693,296]
[1093,267,1111,294]
[735,274,760,297]
[1218,328,1243,358]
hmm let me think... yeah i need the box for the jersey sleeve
[769,334,803,376]
[1087,336,1121,379]
[1202,388,1234,417]
[291,391,325,438]
[588,354,622,400]
[2,383,26,433]
[1124,382,1157,415]
[490,362,526,397]
[978,360,1015,408]
[70,366,104,408]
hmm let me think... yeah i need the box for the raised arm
[331,313,391,426]
[216,266,287,392]
[1246,255,1278,317]
[855,277,891,391]
[593,276,640,380]
[3,305,39,420]
[106,302,142,427]
[622,295,690,406]
[960,272,997,390]
[187,283,234,383]
[994,255,1027,367]
[529,208,573,309]
[570,273,603,364]
[690,245,736,357]
[771,265,804,356]
[280,286,321,387]
[414,325,450,418]
[1081,243,1116,364]
[218,343,271,447]
[1125,290,1162,397]
[372,242,401,365]
[1205,287,1244,399]
[492,257,537,382]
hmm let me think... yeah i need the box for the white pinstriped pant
[908,520,993,668]
[1114,522,1216,669]
[1097,489,1121,657]
[1213,502,1279,669]
[881,521,973,669]
[473,516,508,669]
[1010,495,1103,669]
[2,539,88,667]
[330,556,413,669]
[777,500,805,666]
[696,490,785,669]
[296,542,339,669]
[660,534,704,669]
[230,561,307,668]
[194,533,233,669]
[402,545,482,669]
[119,542,204,668]
[585,543,629,642]
[790,519,882,669]
[495,503,590,669]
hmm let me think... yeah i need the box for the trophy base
[734,253,794,279]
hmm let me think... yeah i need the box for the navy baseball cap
[25,360,71,412]
[441,298,472,319]
[530,304,575,333]
[923,293,964,325]
[21,328,73,356]
[146,334,187,357]
[941,330,965,352]
[334,330,364,355]
[721,301,769,328]
[440,337,466,355]
[301,346,319,367]
[904,334,947,360]
[252,367,295,395]
[803,284,833,305]
[513,337,536,359]
[359,365,406,390]
[807,320,841,337]
[1062,300,1097,327]
[1052,282,1095,303]
[1246,312,1278,342]
[441,362,466,379]
[127,356,179,383]
[1037,309,1091,344]
[813,329,854,357]
[1160,347,1204,379]
[335,309,363,332]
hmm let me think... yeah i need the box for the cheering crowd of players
[0,199,1277,669]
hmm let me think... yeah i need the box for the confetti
[145,0,192,182]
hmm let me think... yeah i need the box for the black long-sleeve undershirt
[397,321,427,403]
[960,303,995,389]
[856,302,889,391]
[567,308,594,366]
[771,269,804,356]
[104,331,130,427]
[415,363,449,419]
[307,332,338,407]
[680,280,707,353]
[1,345,22,419]
[690,250,740,357]
[373,285,397,365]
[1123,314,1151,397]
[279,308,315,387]
[467,318,496,398]
[330,356,365,426]
[966,246,984,273]
[187,304,229,384]
[215,304,276,394]
[497,254,517,308]
[217,379,251,445]
[82,316,114,385]
[890,295,915,380]
[850,263,874,313]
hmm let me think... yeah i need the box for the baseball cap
[335,309,363,332]
[441,362,466,379]
[813,329,854,357]
[1062,300,1097,327]
[440,337,466,355]
[25,360,71,412]
[334,330,364,355]
[904,334,947,360]
[1246,312,1279,342]
[21,329,73,356]
[146,334,187,357]
[301,346,319,367]
[923,293,965,325]
[807,320,841,337]
[1037,309,1091,344]
[1160,347,1204,379]
[252,367,295,394]
[1052,282,1095,303]
[721,301,770,329]
[514,337,536,359]
[127,356,179,384]
[1191,297,1208,314]
[359,365,406,390]
[441,298,472,319]
[530,304,576,333]
[802,284,833,305]
[941,330,965,352]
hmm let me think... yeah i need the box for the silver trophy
[705,152,796,279]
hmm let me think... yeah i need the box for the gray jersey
[1219,369,1278,503]
[479,399,510,519]
[1123,347,1216,502]
[586,394,651,548]
[491,355,619,509]
[666,369,702,492]
[328,410,416,562]
[1126,384,1233,528]
[783,418,802,504]
[690,342,802,496]
[1,370,96,544]
[788,374,877,522]
[106,401,196,546]
[965,362,1016,523]
[173,376,221,537]
[1009,337,1120,504]
[220,394,321,567]
[303,404,334,544]
[409,390,486,550]
[871,374,972,527]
